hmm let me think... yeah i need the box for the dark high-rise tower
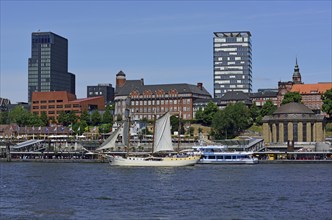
[213,31,252,98]
[28,32,75,102]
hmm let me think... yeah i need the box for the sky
[1,0,331,103]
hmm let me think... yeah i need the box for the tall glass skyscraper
[28,32,75,102]
[213,31,252,98]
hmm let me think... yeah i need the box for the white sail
[96,124,123,151]
[153,112,174,153]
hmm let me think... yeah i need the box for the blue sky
[1,0,331,103]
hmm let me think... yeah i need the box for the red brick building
[31,91,104,121]
[114,71,212,120]
[291,82,332,114]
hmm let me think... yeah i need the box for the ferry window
[208,156,216,159]
[217,156,223,159]
[225,156,231,159]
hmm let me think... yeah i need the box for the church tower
[292,58,302,84]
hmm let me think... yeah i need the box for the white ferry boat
[193,146,258,164]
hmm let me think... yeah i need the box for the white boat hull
[198,158,258,164]
[109,155,200,167]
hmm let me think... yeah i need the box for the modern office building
[28,32,75,102]
[213,31,252,98]
[87,84,115,105]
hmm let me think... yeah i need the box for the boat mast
[177,111,181,153]
[151,109,156,154]
[124,107,130,157]
[126,116,130,156]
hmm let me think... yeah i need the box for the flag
[69,127,73,132]
[61,127,64,132]
[77,127,80,131]
[38,126,41,131]
[54,127,57,131]
[93,126,96,131]
[45,127,49,133]
[32,126,35,131]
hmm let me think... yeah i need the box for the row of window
[32,104,80,109]
[130,99,191,106]
[131,106,190,113]
[33,100,64,104]
[33,110,80,115]
[133,113,191,120]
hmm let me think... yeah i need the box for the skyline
[1,1,331,103]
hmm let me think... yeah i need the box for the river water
[0,162,331,220]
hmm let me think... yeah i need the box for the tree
[211,103,251,139]
[250,103,260,124]
[202,101,219,126]
[102,105,113,123]
[195,107,204,123]
[261,100,277,117]
[282,92,302,105]
[99,123,112,134]
[40,111,48,126]
[8,105,30,126]
[57,111,78,126]
[91,110,102,126]
[80,110,90,125]
[27,113,43,126]
[322,88,332,118]
[0,111,9,124]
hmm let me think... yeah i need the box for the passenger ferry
[193,145,258,164]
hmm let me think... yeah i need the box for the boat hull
[109,155,200,167]
[198,158,258,164]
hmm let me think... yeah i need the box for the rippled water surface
[1,162,331,219]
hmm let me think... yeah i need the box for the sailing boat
[106,112,200,167]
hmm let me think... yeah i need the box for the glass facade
[213,32,252,98]
[28,32,75,102]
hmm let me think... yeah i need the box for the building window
[48,100,55,103]
[65,104,71,108]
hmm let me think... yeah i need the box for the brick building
[114,71,212,120]
[291,82,332,114]
[31,91,104,121]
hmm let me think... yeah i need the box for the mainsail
[96,124,123,151]
[153,112,174,153]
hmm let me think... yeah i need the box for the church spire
[292,57,302,84]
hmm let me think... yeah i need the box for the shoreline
[1,158,332,164]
